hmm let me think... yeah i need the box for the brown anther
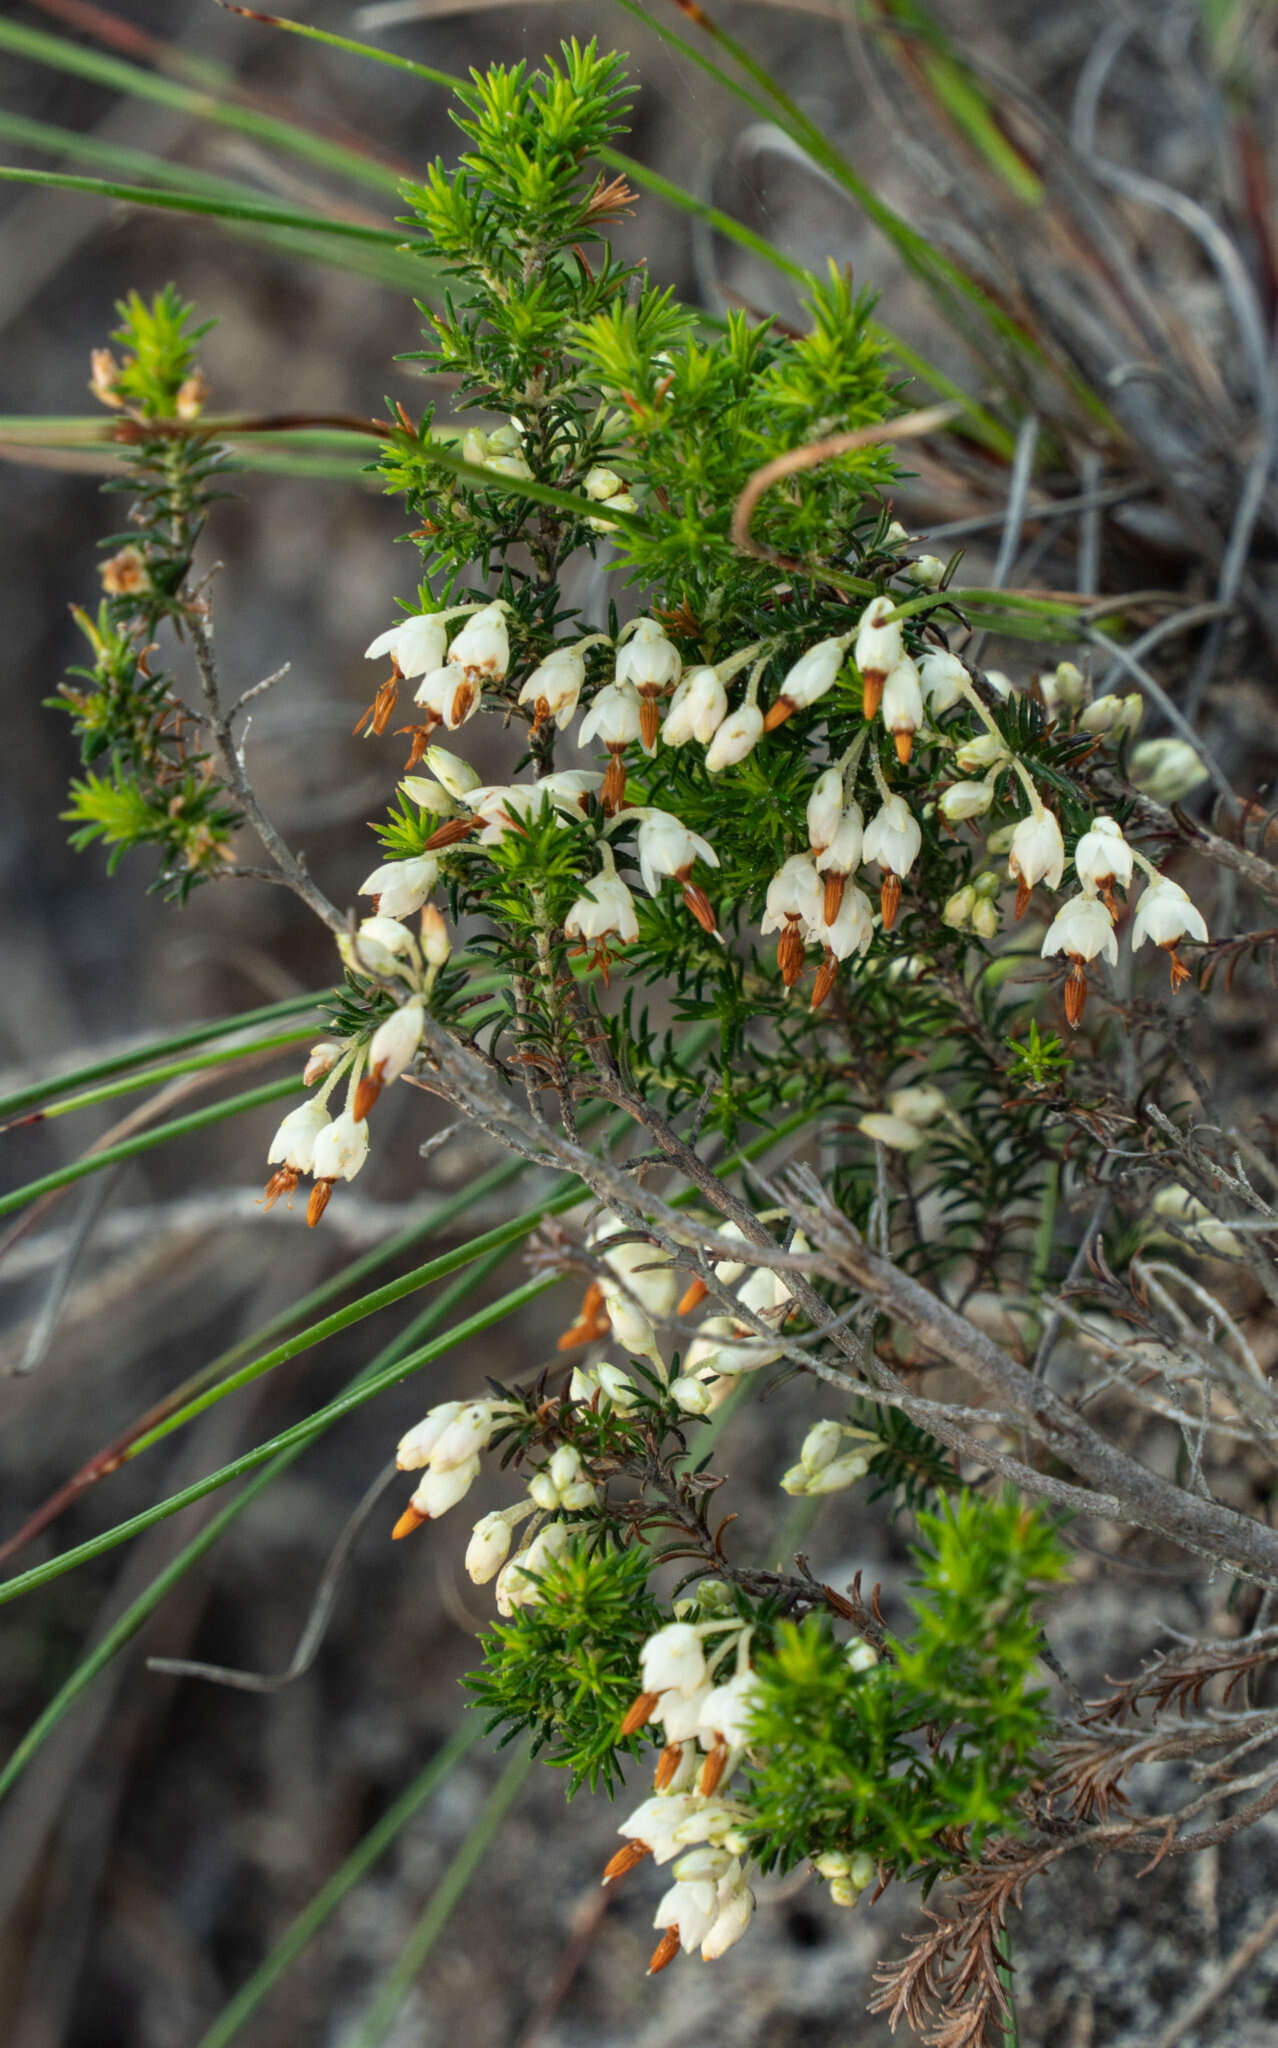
[880,873,902,930]
[1064,958,1089,1030]
[261,1166,299,1212]
[648,1928,681,1976]
[861,671,885,719]
[449,678,475,727]
[557,1279,611,1351]
[620,1689,662,1737]
[676,1275,708,1316]
[823,871,847,925]
[1165,943,1192,992]
[353,1067,385,1123]
[391,1502,428,1540]
[602,1839,651,1885]
[530,694,551,732]
[893,729,914,765]
[698,1741,728,1797]
[680,880,718,936]
[762,695,795,732]
[777,917,807,988]
[811,951,839,1010]
[423,816,479,850]
[306,1177,335,1228]
[654,1742,685,1791]
[639,693,661,751]
[1013,876,1032,921]
[353,672,399,738]
[602,749,628,815]
[395,723,434,770]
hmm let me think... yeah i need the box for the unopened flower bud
[303,1041,343,1087]
[1129,737,1208,804]
[939,781,994,822]
[420,903,451,966]
[907,553,946,588]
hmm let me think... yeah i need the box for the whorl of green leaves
[740,1493,1067,1876]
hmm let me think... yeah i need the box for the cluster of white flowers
[389,1394,602,1614]
[779,1418,879,1496]
[1040,814,1208,1024]
[607,1616,762,1969]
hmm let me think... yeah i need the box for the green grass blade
[0,1243,511,1806]
[0,165,407,247]
[127,1183,592,1458]
[0,992,323,1121]
[194,1720,486,2048]
[351,1747,535,2048]
[0,1276,556,1610]
[0,1076,301,1219]
[0,19,403,194]
[25,1027,317,1126]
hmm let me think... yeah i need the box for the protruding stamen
[639,695,661,751]
[602,1839,651,1885]
[306,1178,335,1228]
[648,1928,681,1975]
[777,918,806,988]
[391,1502,428,1540]
[654,1742,685,1791]
[861,671,885,719]
[353,1066,385,1123]
[676,1275,708,1316]
[880,874,902,930]
[423,816,479,850]
[602,749,628,815]
[620,1689,661,1736]
[811,951,838,1010]
[680,880,718,935]
[762,694,795,731]
[1064,959,1088,1029]
[823,871,846,925]
[698,1740,728,1796]
[1014,876,1032,921]
[893,730,913,765]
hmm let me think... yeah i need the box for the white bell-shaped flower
[267,1100,330,1175]
[863,794,921,930]
[761,855,824,935]
[881,653,924,763]
[698,1668,763,1748]
[615,617,681,693]
[365,612,448,678]
[853,596,903,717]
[653,1873,720,1954]
[518,645,587,730]
[358,854,439,920]
[564,869,639,953]
[465,1508,519,1584]
[700,1867,755,1959]
[447,602,509,679]
[627,808,719,897]
[662,666,727,747]
[1041,893,1119,1028]
[414,663,480,730]
[938,781,994,822]
[765,637,846,729]
[1008,808,1065,917]
[806,768,845,855]
[918,647,971,716]
[311,1111,370,1183]
[592,1220,678,1319]
[641,1623,707,1698]
[1074,816,1134,899]
[1131,876,1207,990]
[408,1453,480,1521]
[704,699,763,772]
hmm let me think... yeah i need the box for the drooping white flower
[698,1668,763,1749]
[938,780,994,823]
[615,617,681,693]
[761,854,824,988]
[592,1219,678,1318]
[881,653,924,763]
[641,1623,708,1698]
[579,680,644,804]
[863,794,921,930]
[353,915,417,978]
[430,1400,510,1473]
[358,854,440,919]
[1007,808,1065,916]
[652,1873,720,1955]
[1129,737,1208,803]
[806,768,844,855]
[704,699,764,772]
[352,999,424,1120]
[267,1100,330,1175]
[408,1455,481,1521]
[955,731,1009,774]
[918,647,971,716]
[365,612,448,678]
[601,1280,664,1369]
[817,883,875,963]
[569,1360,640,1410]
[1041,893,1119,1028]
[814,802,865,922]
[853,596,903,718]
[1074,816,1134,901]
[699,1867,755,1960]
[564,867,639,964]
[414,663,481,730]
[465,1508,520,1584]
[663,666,727,747]
[764,636,847,729]
[448,602,509,679]
[619,807,720,935]
[396,1401,464,1471]
[495,1521,572,1613]
[518,645,587,730]
[425,746,481,799]
[652,1678,715,1744]
[1131,876,1208,989]
[615,1793,704,1868]
[311,1111,370,1183]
